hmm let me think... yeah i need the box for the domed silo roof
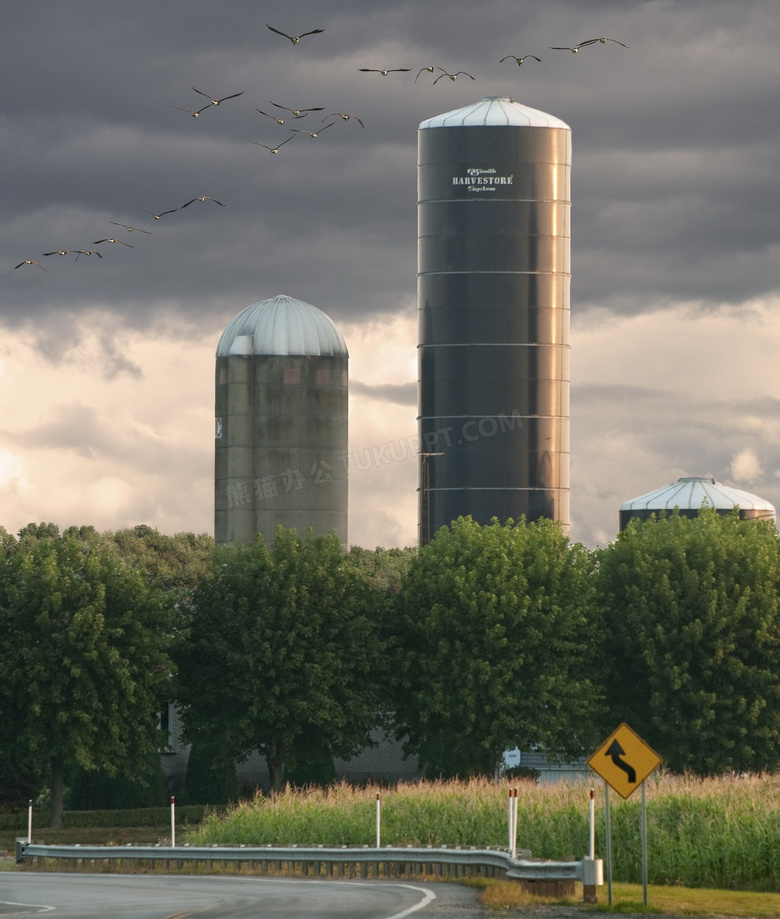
[216,294,348,358]
[418,96,570,130]
[619,476,776,530]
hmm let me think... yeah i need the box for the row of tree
[3,511,780,825]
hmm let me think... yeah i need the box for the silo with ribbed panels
[619,476,776,531]
[214,294,348,547]
[417,97,571,543]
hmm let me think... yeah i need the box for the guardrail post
[579,856,604,903]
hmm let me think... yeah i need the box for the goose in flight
[270,101,324,116]
[257,108,307,125]
[137,206,179,220]
[290,122,335,138]
[323,112,365,128]
[266,24,324,44]
[550,38,628,52]
[500,54,541,65]
[171,105,210,117]
[415,65,445,82]
[111,222,151,234]
[251,136,295,154]
[433,70,475,83]
[14,259,46,270]
[181,196,225,208]
[578,37,628,47]
[358,67,411,76]
[191,87,245,105]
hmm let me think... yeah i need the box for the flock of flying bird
[12,24,628,274]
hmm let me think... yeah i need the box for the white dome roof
[621,477,775,514]
[216,294,348,358]
[419,96,570,130]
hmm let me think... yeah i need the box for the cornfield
[189,772,780,890]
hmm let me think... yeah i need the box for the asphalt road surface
[0,873,487,918]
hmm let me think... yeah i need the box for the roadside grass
[476,880,780,916]
[602,883,780,918]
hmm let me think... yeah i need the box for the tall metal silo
[214,294,348,547]
[619,476,776,531]
[417,97,571,543]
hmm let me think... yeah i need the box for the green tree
[597,510,780,774]
[183,737,239,805]
[346,545,418,594]
[392,516,602,778]
[175,528,386,792]
[0,533,176,825]
[66,749,169,809]
[107,525,215,591]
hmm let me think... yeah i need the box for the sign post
[587,724,662,907]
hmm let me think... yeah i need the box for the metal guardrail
[16,839,602,889]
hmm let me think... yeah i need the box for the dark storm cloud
[3,0,780,331]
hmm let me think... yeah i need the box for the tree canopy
[392,516,603,779]
[597,510,780,774]
[175,527,387,791]
[0,532,176,824]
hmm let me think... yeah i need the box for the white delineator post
[589,787,595,858]
[170,796,176,848]
[27,799,32,844]
[581,787,604,903]
[508,788,518,858]
[376,792,381,848]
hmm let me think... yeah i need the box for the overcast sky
[2,0,780,549]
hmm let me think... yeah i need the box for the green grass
[476,879,780,915]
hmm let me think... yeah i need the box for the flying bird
[191,87,245,106]
[323,112,365,128]
[257,108,307,124]
[500,54,541,65]
[14,259,46,270]
[251,136,295,154]
[577,37,629,47]
[415,65,446,82]
[92,238,134,246]
[43,249,77,256]
[181,196,225,208]
[433,70,475,83]
[266,24,324,44]
[358,68,411,76]
[75,249,102,259]
[549,44,584,52]
[111,221,151,234]
[270,101,325,116]
[137,206,179,220]
[290,121,335,138]
[171,105,210,118]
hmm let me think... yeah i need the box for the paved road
[0,873,486,918]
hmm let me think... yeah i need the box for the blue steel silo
[417,97,571,543]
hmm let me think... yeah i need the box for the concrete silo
[620,476,776,531]
[214,294,348,547]
[417,97,571,544]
